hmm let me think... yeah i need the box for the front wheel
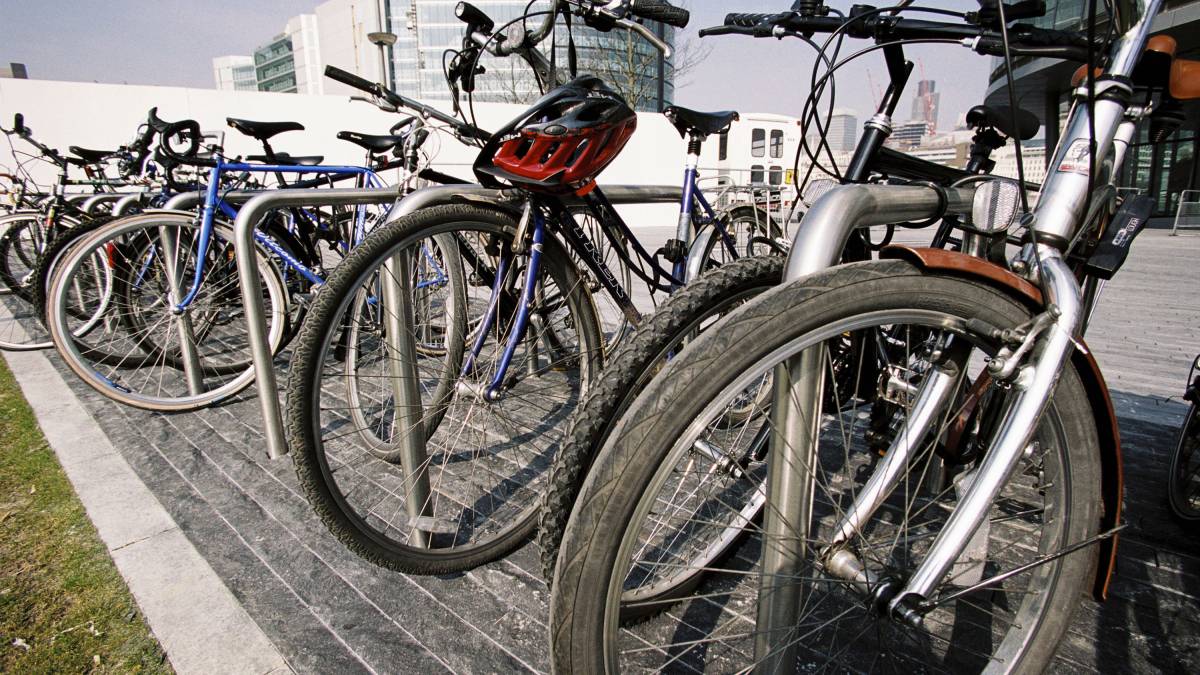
[550,259,1102,674]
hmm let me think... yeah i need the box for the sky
[1,0,992,130]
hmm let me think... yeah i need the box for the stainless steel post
[234,183,688,460]
[156,225,205,395]
[111,192,144,216]
[381,250,433,547]
[80,193,124,216]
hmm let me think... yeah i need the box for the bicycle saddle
[245,152,325,166]
[336,131,405,154]
[67,146,116,164]
[662,106,739,138]
[226,117,305,141]
[965,105,1040,141]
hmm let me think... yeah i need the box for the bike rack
[756,182,977,668]
[232,183,683,460]
[111,192,145,216]
[79,193,127,216]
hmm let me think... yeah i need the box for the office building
[254,14,322,95]
[217,0,675,111]
[910,79,940,132]
[986,0,1200,219]
[212,56,257,91]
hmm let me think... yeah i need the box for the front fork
[459,203,546,401]
[754,247,1083,666]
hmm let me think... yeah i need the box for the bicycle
[280,0,824,574]
[0,112,154,350]
[1168,354,1200,522]
[42,108,443,411]
[549,1,1191,671]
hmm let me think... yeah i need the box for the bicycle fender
[881,245,1122,601]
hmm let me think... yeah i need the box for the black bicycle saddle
[337,131,405,154]
[663,106,739,139]
[226,118,305,141]
[965,105,1040,141]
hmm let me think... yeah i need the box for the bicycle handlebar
[324,65,492,141]
[701,9,1091,62]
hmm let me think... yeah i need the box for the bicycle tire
[551,259,1102,673]
[1167,401,1200,522]
[286,202,604,574]
[46,213,290,411]
[538,255,784,589]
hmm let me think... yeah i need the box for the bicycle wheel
[538,255,784,590]
[551,259,1102,673]
[46,212,289,411]
[1168,400,1200,522]
[341,232,466,453]
[0,211,83,350]
[286,203,604,574]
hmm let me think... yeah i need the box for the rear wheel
[538,255,784,592]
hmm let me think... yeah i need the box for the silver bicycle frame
[756,0,1162,665]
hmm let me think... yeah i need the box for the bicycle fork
[458,206,546,402]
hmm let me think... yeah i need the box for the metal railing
[1172,189,1200,235]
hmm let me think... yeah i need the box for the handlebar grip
[389,116,418,135]
[325,65,379,95]
[723,13,773,28]
[12,113,24,135]
[629,0,689,28]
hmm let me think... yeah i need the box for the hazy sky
[1,0,991,129]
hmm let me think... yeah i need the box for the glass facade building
[386,1,675,111]
[987,0,1200,218]
[255,34,298,93]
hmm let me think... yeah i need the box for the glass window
[751,129,765,157]
[770,130,784,158]
[718,131,728,161]
[769,166,783,185]
[750,165,764,184]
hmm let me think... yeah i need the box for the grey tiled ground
[17,229,1200,673]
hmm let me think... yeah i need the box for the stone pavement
[6,228,1200,673]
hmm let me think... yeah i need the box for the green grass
[0,358,171,673]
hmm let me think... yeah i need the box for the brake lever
[615,18,672,57]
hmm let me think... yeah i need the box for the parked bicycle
[549,0,1192,670]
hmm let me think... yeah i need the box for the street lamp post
[367,30,397,90]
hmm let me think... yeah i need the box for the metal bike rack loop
[80,193,126,216]
[754,182,976,668]
[233,183,683,461]
[111,192,145,216]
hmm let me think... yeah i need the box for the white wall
[0,78,690,224]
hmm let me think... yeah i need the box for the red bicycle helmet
[474,75,637,193]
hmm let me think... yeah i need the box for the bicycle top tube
[176,155,383,311]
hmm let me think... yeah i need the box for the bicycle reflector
[970,178,1022,233]
[801,178,839,207]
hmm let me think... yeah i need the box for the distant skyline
[1,1,991,129]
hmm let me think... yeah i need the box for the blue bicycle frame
[174,156,390,311]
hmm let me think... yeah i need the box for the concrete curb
[0,307,292,675]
